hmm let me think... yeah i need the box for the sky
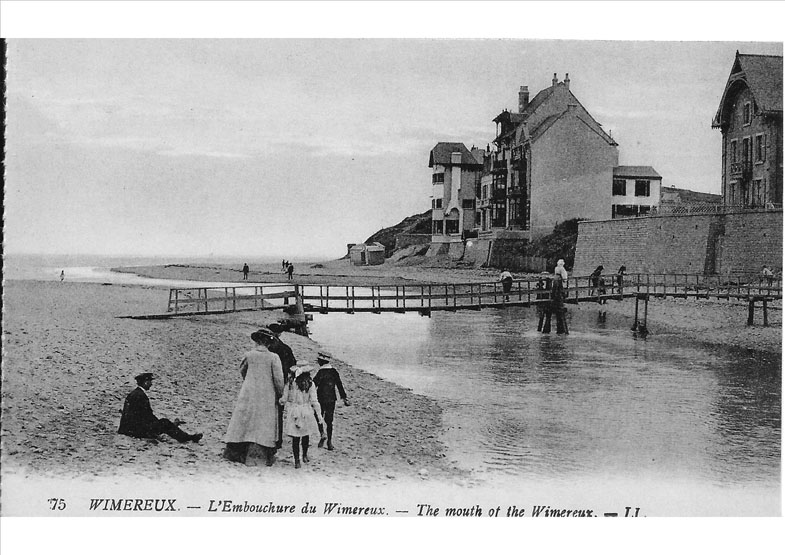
[3,4,784,259]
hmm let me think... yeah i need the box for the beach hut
[349,242,386,266]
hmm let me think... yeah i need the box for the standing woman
[223,329,285,466]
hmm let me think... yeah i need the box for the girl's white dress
[282,382,322,438]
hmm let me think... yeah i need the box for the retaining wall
[574,210,782,276]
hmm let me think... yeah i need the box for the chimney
[564,73,570,89]
[552,73,558,86]
[518,86,529,112]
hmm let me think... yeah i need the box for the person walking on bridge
[499,268,513,302]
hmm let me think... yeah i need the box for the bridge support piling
[632,294,649,334]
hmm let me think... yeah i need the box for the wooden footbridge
[147,272,781,332]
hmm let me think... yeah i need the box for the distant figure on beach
[242,263,249,280]
[313,352,350,451]
[223,329,284,466]
[762,265,774,287]
[118,372,203,443]
[616,265,627,295]
[266,323,298,449]
[499,269,513,301]
[287,263,294,280]
[60,270,65,282]
[282,259,286,271]
[280,366,325,469]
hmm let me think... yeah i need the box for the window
[613,204,649,218]
[743,102,752,125]
[753,179,763,207]
[445,219,459,235]
[432,173,445,184]
[612,179,626,196]
[635,180,650,197]
[743,137,751,163]
[433,198,443,209]
[755,134,766,163]
[432,220,443,234]
[462,199,475,209]
[730,140,737,163]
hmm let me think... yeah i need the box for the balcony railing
[492,160,508,173]
[730,161,752,179]
[648,202,782,216]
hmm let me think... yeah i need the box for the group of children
[279,350,350,469]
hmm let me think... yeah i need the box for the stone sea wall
[573,210,783,276]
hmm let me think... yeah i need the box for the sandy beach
[1,278,468,493]
[1,260,781,516]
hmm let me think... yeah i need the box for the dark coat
[118,387,159,438]
[267,338,297,379]
[313,365,347,404]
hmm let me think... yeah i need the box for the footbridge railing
[155,273,780,318]
[166,284,298,315]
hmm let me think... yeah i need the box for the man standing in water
[313,352,350,451]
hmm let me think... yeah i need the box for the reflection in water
[309,307,780,488]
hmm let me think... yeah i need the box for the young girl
[280,366,324,469]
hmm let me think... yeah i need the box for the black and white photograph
[1,1,783,552]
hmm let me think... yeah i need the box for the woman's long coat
[224,348,284,447]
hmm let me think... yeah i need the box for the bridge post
[747,297,755,326]
[632,295,639,331]
[763,297,769,327]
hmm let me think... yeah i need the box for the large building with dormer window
[712,52,783,208]
[478,74,620,240]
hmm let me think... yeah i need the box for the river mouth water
[308,306,781,507]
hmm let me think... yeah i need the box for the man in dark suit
[118,373,202,443]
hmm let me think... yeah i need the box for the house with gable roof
[712,51,783,208]
[478,73,620,240]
